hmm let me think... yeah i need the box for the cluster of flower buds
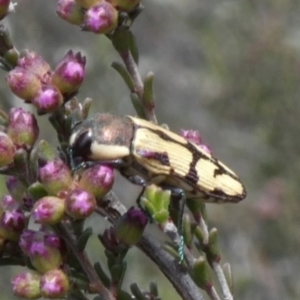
[6,50,86,114]
[13,229,69,298]
[4,161,115,298]
[56,0,141,34]
[0,104,118,298]
[0,199,69,298]
[0,107,39,170]
[12,268,70,299]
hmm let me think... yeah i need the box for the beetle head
[69,113,133,162]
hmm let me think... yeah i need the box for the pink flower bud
[33,196,65,225]
[30,243,63,274]
[0,132,15,167]
[18,51,51,81]
[78,165,114,198]
[32,85,63,114]
[7,107,39,149]
[44,234,65,251]
[19,229,35,255]
[0,194,17,209]
[38,159,73,196]
[0,195,25,241]
[56,0,85,25]
[115,207,147,245]
[6,67,41,101]
[101,227,121,254]
[82,2,118,34]
[11,272,42,299]
[52,50,86,96]
[20,230,65,256]
[40,269,69,298]
[6,176,26,202]
[0,209,25,232]
[65,188,96,219]
[19,230,63,274]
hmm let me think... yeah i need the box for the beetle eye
[72,130,93,158]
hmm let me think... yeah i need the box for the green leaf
[112,61,134,91]
[94,262,110,287]
[76,227,93,251]
[68,290,88,300]
[162,242,179,259]
[128,30,139,64]
[28,146,38,180]
[48,112,61,133]
[194,225,205,247]
[28,182,48,201]
[110,262,127,288]
[72,219,85,237]
[82,97,93,119]
[182,214,193,248]
[13,148,28,170]
[111,27,130,54]
[0,109,8,126]
[186,199,207,222]
[190,255,213,290]
[4,48,19,68]
[130,283,148,300]
[207,228,221,263]
[131,92,146,119]
[36,140,56,161]
[223,262,233,293]
[143,72,155,109]
[116,290,133,300]
[149,282,159,297]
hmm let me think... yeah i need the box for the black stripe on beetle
[136,149,171,166]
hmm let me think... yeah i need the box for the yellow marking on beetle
[194,158,244,197]
[90,143,130,160]
[130,116,190,146]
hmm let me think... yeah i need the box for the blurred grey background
[0,0,300,299]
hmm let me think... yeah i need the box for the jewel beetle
[69,113,246,203]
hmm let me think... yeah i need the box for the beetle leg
[126,175,154,222]
[136,186,147,212]
[169,187,186,262]
[126,175,147,186]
